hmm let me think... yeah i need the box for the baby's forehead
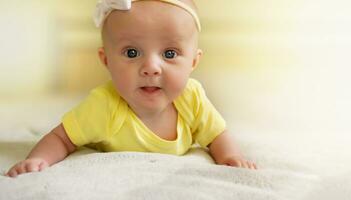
[111,31,192,45]
[107,28,196,49]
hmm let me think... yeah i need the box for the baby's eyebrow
[112,35,142,42]
[161,36,189,44]
[111,35,187,46]
[108,36,139,47]
[163,42,184,48]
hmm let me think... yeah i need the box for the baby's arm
[6,124,76,177]
[208,130,257,169]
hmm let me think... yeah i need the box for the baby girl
[6,0,257,177]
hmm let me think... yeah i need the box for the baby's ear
[192,49,203,70]
[98,47,108,67]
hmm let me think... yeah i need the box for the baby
[6,0,257,177]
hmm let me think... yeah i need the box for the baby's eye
[124,48,140,58]
[163,50,177,59]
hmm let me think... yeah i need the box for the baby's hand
[221,156,257,170]
[6,158,49,177]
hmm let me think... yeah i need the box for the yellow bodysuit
[62,78,226,155]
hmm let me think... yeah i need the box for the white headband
[94,0,201,31]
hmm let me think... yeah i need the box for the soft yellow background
[1,0,350,134]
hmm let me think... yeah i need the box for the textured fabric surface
[0,97,350,200]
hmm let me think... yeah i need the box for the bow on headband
[94,0,201,31]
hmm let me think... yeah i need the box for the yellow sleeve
[190,80,226,148]
[62,87,112,147]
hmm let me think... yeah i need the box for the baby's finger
[6,165,17,177]
[247,161,256,170]
[227,159,241,167]
[38,161,48,171]
[16,163,27,174]
[13,167,23,177]
[7,169,18,177]
[25,163,39,173]
[241,160,249,169]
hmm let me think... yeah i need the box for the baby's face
[99,1,202,113]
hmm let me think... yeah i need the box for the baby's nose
[142,70,160,76]
[140,55,162,76]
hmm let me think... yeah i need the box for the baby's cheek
[112,74,133,93]
[166,74,189,97]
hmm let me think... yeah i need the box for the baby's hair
[100,0,199,46]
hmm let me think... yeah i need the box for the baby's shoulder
[183,78,203,94]
[174,78,207,126]
[179,78,207,102]
[176,78,205,111]
[90,80,120,100]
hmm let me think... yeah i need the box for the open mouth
[140,86,161,93]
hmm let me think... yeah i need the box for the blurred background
[0,0,350,135]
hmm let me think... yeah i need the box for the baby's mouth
[140,86,161,93]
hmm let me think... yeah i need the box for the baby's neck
[131,103,175,122]
[133,103,178,140]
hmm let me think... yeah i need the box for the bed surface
[0,96,350,200]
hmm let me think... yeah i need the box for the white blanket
[0,97,350,200]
